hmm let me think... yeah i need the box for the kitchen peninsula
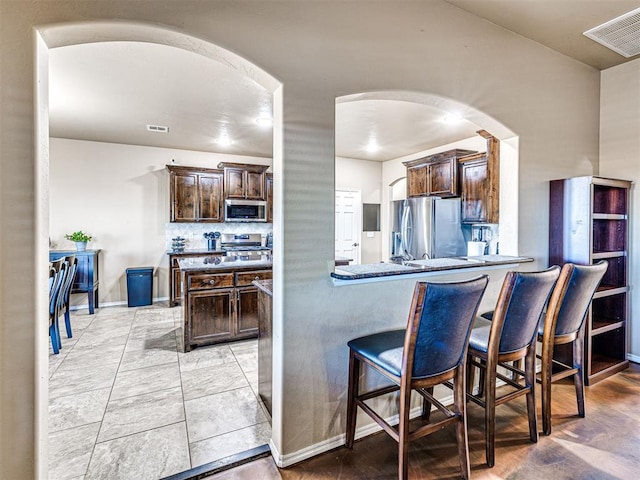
[179,255,272,351]
[331,255,533,284]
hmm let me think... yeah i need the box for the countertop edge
[253,279,273,296]
[331,257,534,284]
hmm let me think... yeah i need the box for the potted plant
[65,230,93,251]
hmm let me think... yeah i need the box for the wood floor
[205,362,640,479]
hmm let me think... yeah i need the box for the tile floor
[48,303,270,480]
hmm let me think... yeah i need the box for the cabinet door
[171,172,198,221]
[224,168,246,198]
[187,289,234,347]
[266,173,273,223]
[171,267,182,306]
[236,287,259,336]
[428,158,457,196]
[460,158,488,223]
[198,173,223,222]
[245,171,265,200]
[407,165,428,197]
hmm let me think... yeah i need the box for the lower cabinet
[183,267,272,351]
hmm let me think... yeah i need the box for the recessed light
[366,141,380,153]
[255,115,273,127]
[442,112,463,125]
[215,133,233,146]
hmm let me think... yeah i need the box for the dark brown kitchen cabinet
[183,266,272,351]
[549,176,631,385]
[403,149,476,198]
[218,162,269,200]
[187,288,234,347]
[168,252,224,306]
[459,131,500,224]
[168,165,223,222]
[266,173,273,223]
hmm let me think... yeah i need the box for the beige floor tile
[181,361,249,401]
[49,388,111,433]
[49,363,119,399]
[185,387,267,443]
[98,386,185,442]
[190,422,271,468]
[49,422,101,480]
[110,362,181,400]
[118,345,178,371]
[178,343,236,372]
[86,422,190,480]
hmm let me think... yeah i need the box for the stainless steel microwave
[224,199,267,222]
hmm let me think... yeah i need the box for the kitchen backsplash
[165,223,273,250]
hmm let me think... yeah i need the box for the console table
[49,249,101,314]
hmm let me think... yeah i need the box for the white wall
[335,157,382,263]
[1,1,602,476]
[50,138,270,305]
[600,60,640,361]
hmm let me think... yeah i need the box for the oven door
[224,199,267,222]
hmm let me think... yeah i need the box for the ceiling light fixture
[442,112,463,125]
[366,141,380,153]
[216,132,233,146]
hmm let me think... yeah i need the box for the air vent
[146,124,169,133]
[584,7,640,58]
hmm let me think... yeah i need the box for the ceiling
[49,2,640,162]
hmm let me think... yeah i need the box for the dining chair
[466,266,559,467]
[49,264,66,354]
[345,275,489,480]
[538,261,607,435]
[58,255,78,338]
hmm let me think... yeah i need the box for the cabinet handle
[255,275,259,280]
[208,279,216,285]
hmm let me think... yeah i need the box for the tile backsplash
[165,223,273,250]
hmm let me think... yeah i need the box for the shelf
[592,213,626,220]
[594,285,628,297]
[591,321,624,335]
[593,184,627,215]
[591,251,625,259]
[592,219,626,252]
[587,357,630,385]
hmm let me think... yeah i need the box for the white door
[335,190,361,264]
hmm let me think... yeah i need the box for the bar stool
[345,275,488,480]
[538,261,608,435]
[466,266,559,467]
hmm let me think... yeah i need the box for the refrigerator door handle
[401,204,414,260]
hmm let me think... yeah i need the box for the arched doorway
[35,21,283,478]
[335,90,519,264]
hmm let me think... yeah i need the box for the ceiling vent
[146,124,169,133]
[584,7,640,58]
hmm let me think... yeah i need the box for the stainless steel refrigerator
[390,197,466,261]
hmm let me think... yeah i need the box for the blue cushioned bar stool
[538,261,608,435]
[466,266,560,468]
[345,275,489,480]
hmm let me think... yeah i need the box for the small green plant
[65,231,92,243]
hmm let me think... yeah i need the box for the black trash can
[126,267,154,307]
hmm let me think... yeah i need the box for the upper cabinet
[459,131,500,224]
[403,149,476,198]
[218,162,269,200]
[168,165,223,223]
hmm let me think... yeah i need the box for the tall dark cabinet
[549,176,631,385]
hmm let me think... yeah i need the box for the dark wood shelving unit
[549,176,631,385]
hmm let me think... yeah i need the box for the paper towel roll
[467,241,487,256]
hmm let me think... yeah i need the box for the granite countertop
[167,249,225,255]
[177,255,272,272]
[253,279,273,296]
[331,255,533,280]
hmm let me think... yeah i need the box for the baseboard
[628,353,640,364]
[271,393,455,468]
[69,296,170,311]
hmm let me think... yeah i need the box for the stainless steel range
[220,233,271,259]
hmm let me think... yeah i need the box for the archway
[335,90,519,264]
[35,21,283,478]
